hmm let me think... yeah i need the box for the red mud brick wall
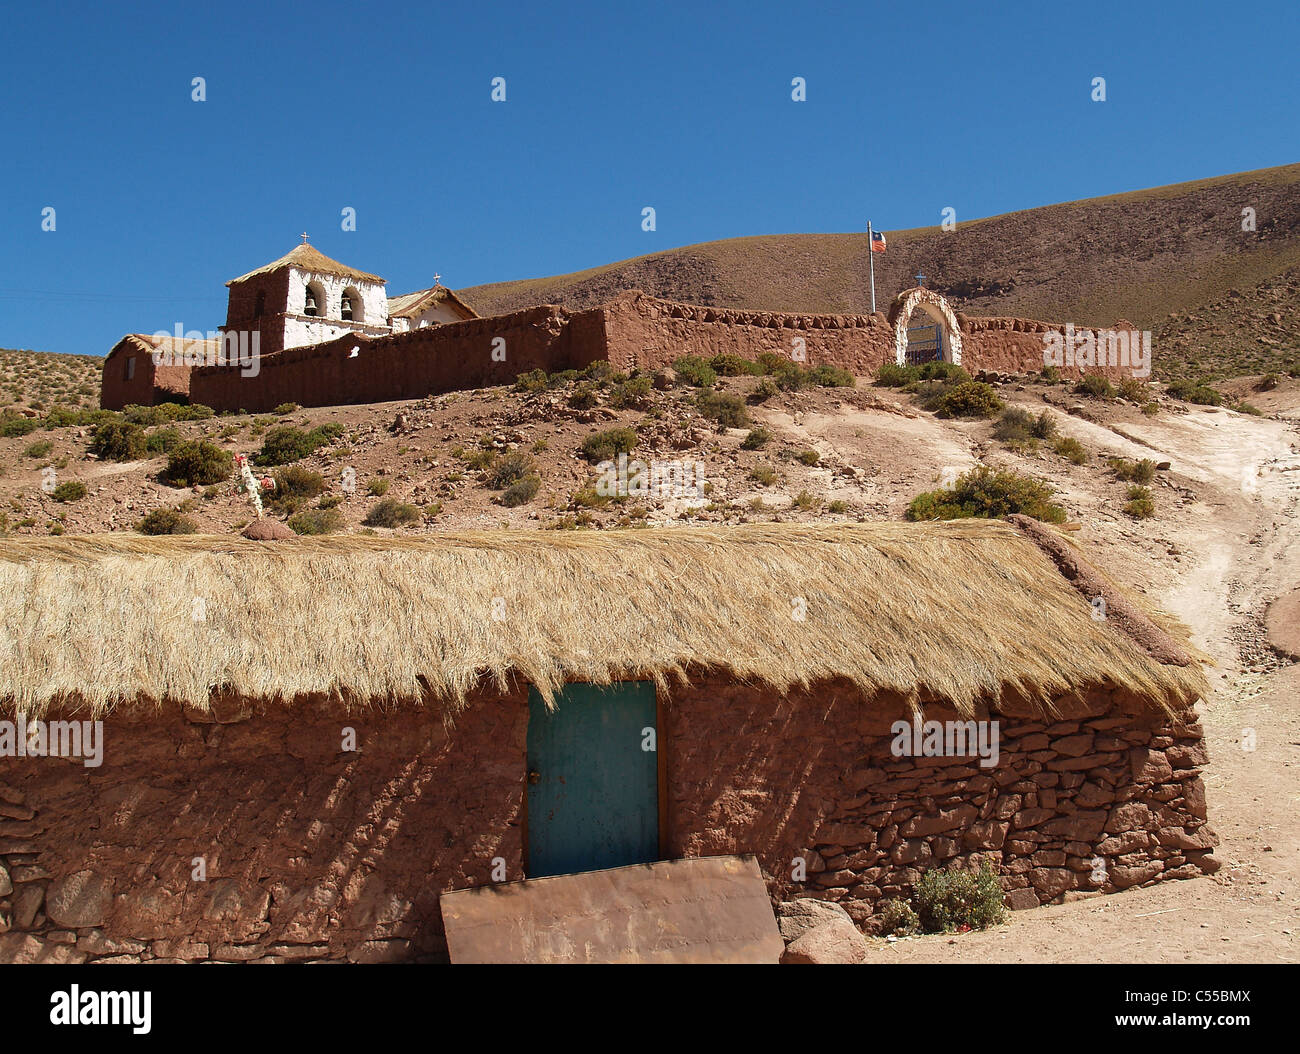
[189,304,608,414]
[663,675,1216,931]
[961,316,1141,380]
[100,345,192,410]
[597,292,897,375]
[0,689,528,964]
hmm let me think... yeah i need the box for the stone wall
[99,340,191,411]
[0,676,1214,962]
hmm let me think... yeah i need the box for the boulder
[776,898,855,943]
[46,870,113,929]
[241,519,295,540]
[781,917,868,965]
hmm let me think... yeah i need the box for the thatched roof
[108,333,220,360]
[0,522,1207,719]
[387,284,479,321]
[226,245,385,286]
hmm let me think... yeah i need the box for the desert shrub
[748,464,777,486]
[1232,401,1264,416]
[878,898,920,937]
[695,388,750,428]
[876,363,920,387]
[1166,379,1222,406]
[1108,457,1155,484]
[906,465,1066,524]
[1076,374,1116,399]
[23,440,53,459]
[44,406,117,429]
[363,498,420,527]
[568,382,600,410]
[288,507,344,535]
[122,403,213,425]
[1040,365,1062,384]
[796,449,820,466]
[808,364,856,388]
[581,427,638,463]
[827,499,849,514]
[273,402,299,415]
[0,415,39,438]
[514,368,549,393]
[1257,373,1279,392]
[489,451,537,489]
[318,494,343,509]
[163,440,233,487]
[51,480,86,502]
[459,448,497,471]
[1141,401,1160,417]
[1124,485,1155,519]
[137,507,197,535]
[1117,377,1149,402]
[367,477,391,496]
[501,474,541,507]
[90,420,147,461]
[609,375,653,409]
[750,376,780,402]
[581,360,615,383]
[267,466,326,514]
[709,352,760,376]
[144,427,183,455]
[771,363,814,391]
[920,361,969,383]
[253,423,342,466]
[792,490,819,510]
[913,861,1007,933]
[741,427,771,450]
[673,355,717,387]
[929,380,1003,419]
[1053,437,1089,464]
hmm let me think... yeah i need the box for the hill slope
[464,164,1300,380]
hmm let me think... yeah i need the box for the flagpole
[867,221,877,315]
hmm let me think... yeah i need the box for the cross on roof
[300,232,310,244]
[434,273,441,285]
[915,270,926,287]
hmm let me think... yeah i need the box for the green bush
[673,355,717,387]
[906,465,1066,524]
[122,403,213,426]
[808,364,856,388]
[489,451,537,489]
[137,507,197,535]
[913,861,1007,933]
[750,376,780,402]
[273,402,299,415]
[90,420,147,461]
[1166,379,1222,406]
[367,477,391,496]
[878,898,920,937]
[695,388,750,428]
[1232,401,1264,416]
[748,464,777,486]
[51,480,86,502]
[268,466,326,514]
[609,375,653,409]
[1108,457,1155,484]
[568,382,600,409]
[876,363,921,387]
[163,441,233,487]
[1040,365,1062,384]
[1117,377,1149,402]
[253,423,343,466]
[363,498,421,527]
[792,489,819,510]
[581,427,638,463]
[44,406,118,429]
[741,427,771,450]
[1053,436,1089,464]
[1124,485,1155,519]
[514,368,549,393]
[709,352,760,376]
[930,380,1004,419]
[501,474,541,507]
[1076,374,1116,399]
[23,440,53,459]
[796,449,820,466]
[144,427,183,455]
[288,507,344,535]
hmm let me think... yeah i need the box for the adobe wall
[0,676,1214,962]
[189,303,608,414]
[664,674,1215,930]
[100,342,191,410]
[960,315,1141,380]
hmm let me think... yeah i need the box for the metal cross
[915,271,926,287]
[434,273,441,285]
[300,232,310,244]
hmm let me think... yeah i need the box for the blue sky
[1,0,1296,356]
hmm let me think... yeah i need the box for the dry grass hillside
[465,164,1300,383]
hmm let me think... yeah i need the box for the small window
[124,356,135,381]
[254,291,266,318]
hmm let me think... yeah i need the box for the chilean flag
[871,230,887,253]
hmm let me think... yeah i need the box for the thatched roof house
[0,522,1217,964]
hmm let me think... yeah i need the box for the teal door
[526,682,659,878]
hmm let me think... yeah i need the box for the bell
[304,291,318,315]
[341,295,353,321]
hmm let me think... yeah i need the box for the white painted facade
[389,300,469,333]
[282,267,390,351]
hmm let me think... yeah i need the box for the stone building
[0,520,1215,963]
